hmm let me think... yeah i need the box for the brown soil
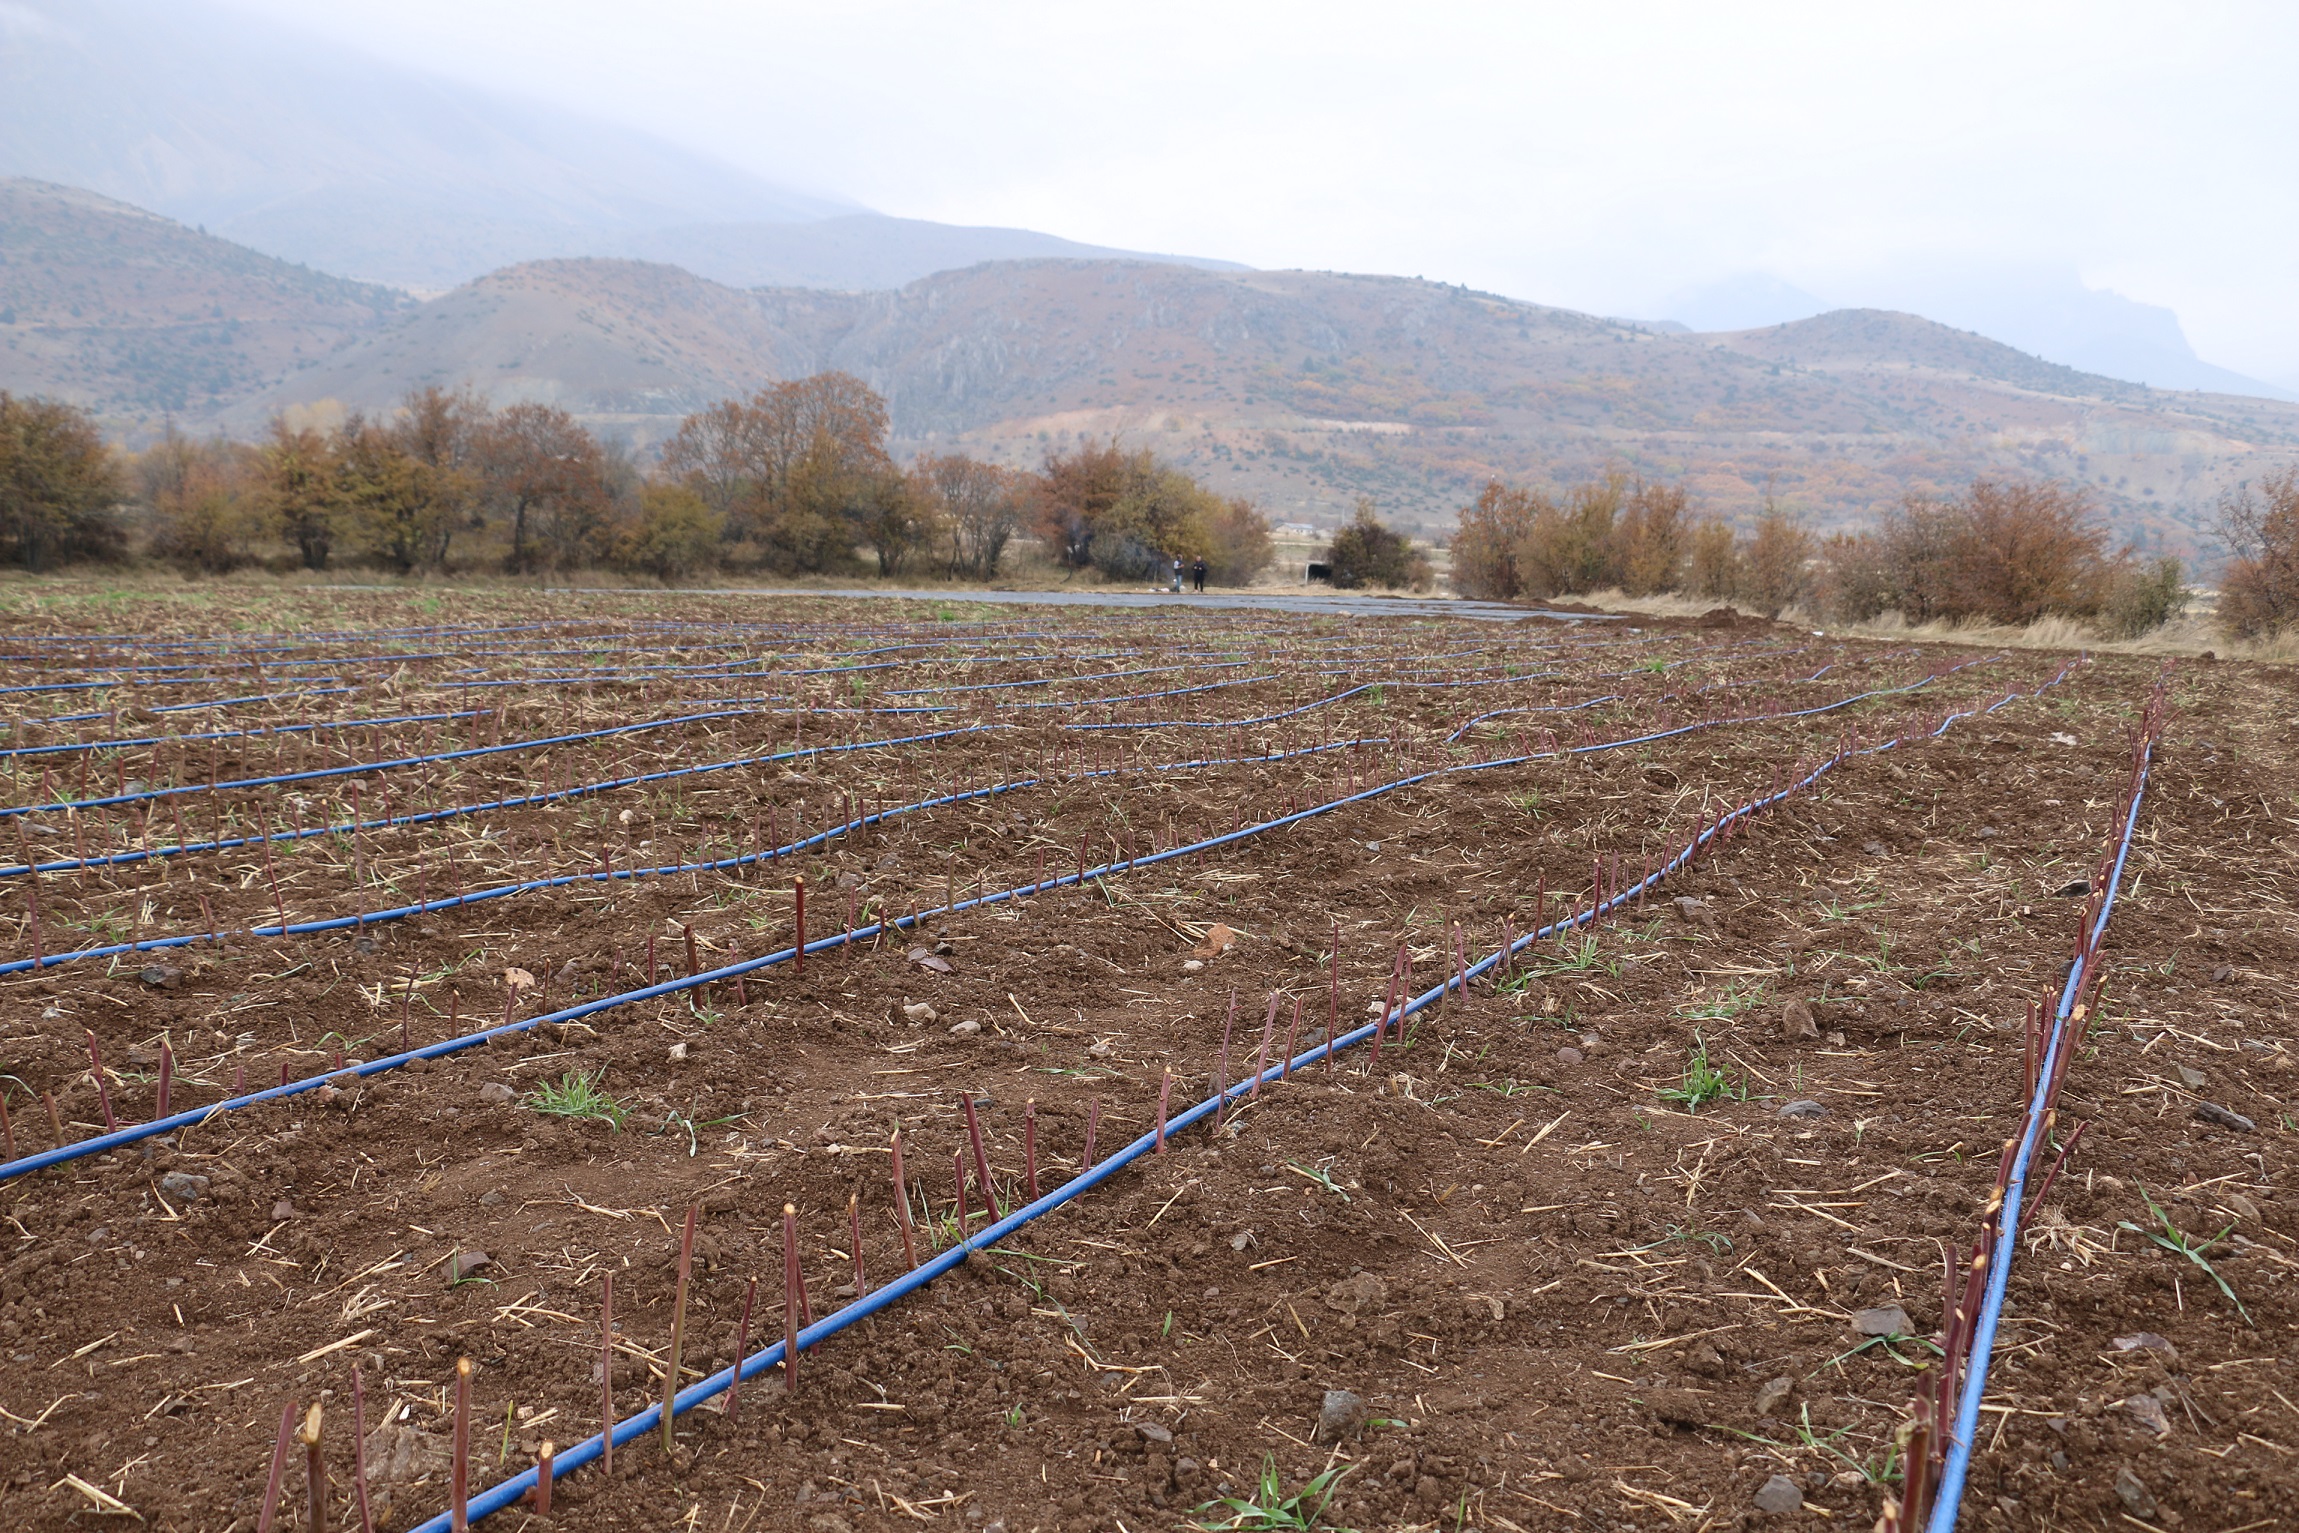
[0,589,2292,1533]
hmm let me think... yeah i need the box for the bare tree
[914,454,1026,580]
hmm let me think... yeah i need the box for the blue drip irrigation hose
[396,657,2086,1533]
[0,732,1386,977]
[0,703,818,821]
[1922,700,2152,1533]
[0,658,2048,1183]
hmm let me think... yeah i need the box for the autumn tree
[2215,468,2299,638]
[913,454,1025,580]
[1035,441,1149,569]
[0,393,122,570]
[661,372,897,574]
[476,403,612,572]
[141,428,263,573]
[257,418,341,571]
[1199,496,1275,585]
[1449,481,1538,599]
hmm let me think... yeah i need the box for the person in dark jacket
[1191,556,1207,592]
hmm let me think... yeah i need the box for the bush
[1325,500,1430,590]
[1451,481,1537,598]
[143,433,264,574]
[1613,482,1690,595]
[1738,505,1816,618]
[2217,469,2299,639]
[613,484,722,582]
[1820,480,2114,626]
[1686,517,1740,600]
[1200,497,1274,585]
[1515,479,1619,597]
[2098,556,2188,638]
[0,392,124,570]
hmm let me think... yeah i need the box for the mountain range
[5,0,2296,554]
[8,175,2294,553]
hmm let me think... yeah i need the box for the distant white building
[1275,522,1323,538]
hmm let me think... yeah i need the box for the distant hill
[9,178,2295,552]
[0,177,409,417]
[222,255,2299,550]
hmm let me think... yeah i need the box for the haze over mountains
[4,0,2295,556]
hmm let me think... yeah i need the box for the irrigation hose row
[1919,674,2165,1533]
[396,656,2085,1532]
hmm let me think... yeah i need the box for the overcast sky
[219,1,2299,386]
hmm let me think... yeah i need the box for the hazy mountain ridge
[9,180,2296,551]
[0,177,411,414]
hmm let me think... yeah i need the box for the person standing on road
[1191,556,1207,592]
[1172,556,1184,593]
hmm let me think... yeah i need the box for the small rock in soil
[2113,1466,2157,1518]
[157,1171,209,1202]
[272,1200,298,1220]
[2224,1192,2262,1222]
[902,1002,937,1023]
[1853,1305,1913,1338]
[1777,1099,1827,1119]
[1753,1376,1795,1416]
[1555,1046,1584,1066]
[1862,841,1887,857]
[1781,1000,1818,1041]
[1181,959,1204,972]
[2193,1102,2255,1132]
[2051,878,2091,897]
[906,947,953,973]
[1324,1271,1387,1314]
[1134,1421,1174,1445]
[138,965,180,989]
[2113,1331,2180,1363]
[2209,963,2235,983]
[667,1041,688,1062]
[2121,1393,2172,1438]
[447,1251,492,1283]
[1672,896,1713,926]
[1753,1474,1804,1515]
[2176,1064,2207,1088]
[1316,1390,1367,1441]
[478,1082,516,1105]
[948,1020,981,1037]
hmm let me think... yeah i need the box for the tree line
[0,377,1277,586]
[1450,471,2297,639]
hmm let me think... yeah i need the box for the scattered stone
[478,1191,504,1207]
[271,1200,298,1221]
[1777,1099,1828,1120]
[478,1082,516,1105]
[906,947,954,974]
[1190,923,1239,959]
[948,1020,981,1038]
[1978,826,2000,840]
[2051,878,2091,898]
[667,1042,688,1062]
[1672,896,1714,927]
[1363,841,1381,855]
[2223,1192,2262,1222]
[1753,1376,1795,1416]
[1555,1046,1584,1066]
[2193,1102,2256,1132]
[1323,1271,1387,1315]
[1134,1421,1174,1445]
[1853,1305,1913,1338]
[157,1171,209,1203]
[902,1002,938,1024]
[1753,1474,1804,1515]
[1316,1389,1367,1442]
[1862,841,1887,857]
[2209,963,2235,983]
[447,1251,492,1284]
[503,966,536,992]
[2121,1392,2172,1438]
[1181,959,1205,973]
[2175,1064,2207,1089]
[2113,1466,2156,1519]
[2112,1332,2180,1364]
[138,965,180,989]
[1781,1000,1818,1042]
